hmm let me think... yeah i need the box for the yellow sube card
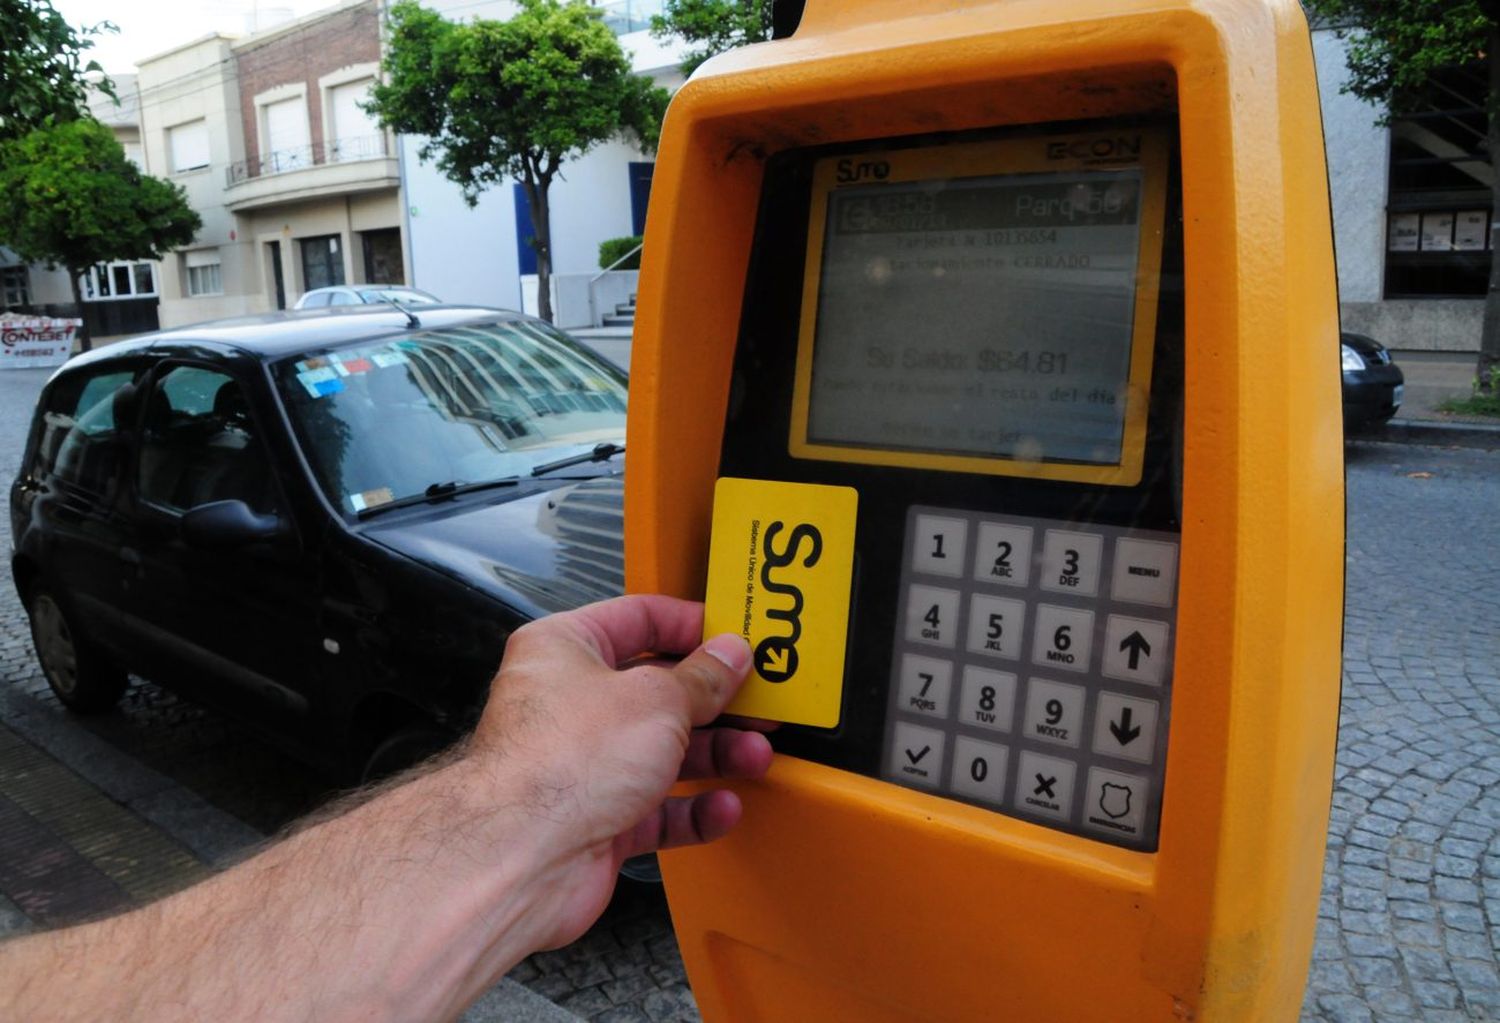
[704,477,858,727]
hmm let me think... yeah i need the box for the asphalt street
[0,360,1493,1020]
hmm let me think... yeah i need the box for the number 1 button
[912,514,967,579]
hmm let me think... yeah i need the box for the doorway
[267,242,286,310]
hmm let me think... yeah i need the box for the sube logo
[753,520,822,683]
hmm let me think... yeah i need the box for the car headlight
[1340,343,1365,371]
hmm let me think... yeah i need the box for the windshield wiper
[530,441,624,477]
[356,477,520,520]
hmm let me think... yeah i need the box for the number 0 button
[949,736,1009,806]
[912,515,967,579]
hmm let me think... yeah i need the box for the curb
[1357,419,1500,450]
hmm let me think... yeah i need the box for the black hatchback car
[1341,330,1404,432]
[11,306,627,779]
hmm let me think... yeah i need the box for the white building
[1313,27,1487,359]
[401,0,685,327]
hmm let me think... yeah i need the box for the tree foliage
[650,0,773,76]
[368,0,668,323]
[0,119,200,347]
[1307,0,1500,390]
[0,0,116,142]
[1305,0,1491,109]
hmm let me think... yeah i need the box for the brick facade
[234,0,381,171]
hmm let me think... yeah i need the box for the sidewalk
[1369,351,1500,449]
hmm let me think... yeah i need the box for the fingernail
[704,634,751,674]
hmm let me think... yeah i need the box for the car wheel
[28,589,127,714]
[360,722,456,784]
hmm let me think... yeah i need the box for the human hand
[468,594,773,950]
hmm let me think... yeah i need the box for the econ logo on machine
[703,477,857,727]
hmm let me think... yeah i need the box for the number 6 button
[1031,604,1094,673]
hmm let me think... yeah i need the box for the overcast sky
[53,0,345,74]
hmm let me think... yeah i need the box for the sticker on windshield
[340,356,375,375]
[349,487,394,512]
[297,366,344,398]
[371,350,409,368]
[296,357,330,372]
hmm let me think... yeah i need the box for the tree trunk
[68,269,91,353]
[1481,20,1500,393]
[521,165,554,324]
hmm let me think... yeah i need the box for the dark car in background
[1342,330,1405,432]
[11,306,626,780]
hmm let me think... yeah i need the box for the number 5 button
[965,594,1026,661]
[1101,615,1169,685]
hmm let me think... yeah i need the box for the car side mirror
[181,499,285,549]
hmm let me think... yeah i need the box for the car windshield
[273,318,627,516]
[359,288,438,304]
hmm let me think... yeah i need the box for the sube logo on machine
[703,478,858,728]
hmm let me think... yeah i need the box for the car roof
[62,305,528,369]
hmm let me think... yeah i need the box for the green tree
[0,119,200,349]
[650,0,772,76]
[368,0,668,324]
[0,0,116,142]
[1306,0,1500,390]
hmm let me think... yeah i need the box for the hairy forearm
[2,755,565,1023]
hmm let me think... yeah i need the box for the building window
[1385,63,1491,298]
[82,262,158,301]
[1,266,29,309]
[262,96,311,173]
[168,120,210,174]
[184,250,223,297]
[328,79,384,162]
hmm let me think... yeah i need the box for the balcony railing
[593,0,663,35]
[226,133,389,186]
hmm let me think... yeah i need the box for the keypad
[882,505,1179,851]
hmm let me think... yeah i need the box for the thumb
[671,633,753,726]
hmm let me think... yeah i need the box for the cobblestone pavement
[1302,440,1500,1022]
[0,357,1496,1021]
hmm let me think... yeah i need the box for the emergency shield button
[1082,767,1149,839]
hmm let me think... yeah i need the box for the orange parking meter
[625,1,1344,1019]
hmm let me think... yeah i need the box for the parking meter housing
[625,1,1344,1019]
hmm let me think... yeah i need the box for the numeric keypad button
[886,721,947,790]
[957,667,1017,733]
[1111,537,1178,606]
[895,654,954,719]
[965,594,1026,661]
[1091,692,1159,764]
[1039,529,1104,596]
[1101,615,1169,685]
[1082,767,1150,839]
[1014,750,1077,822]
[972,521,1033,587]
[949,736,1009,806]
[1021,677,1087,748]
[912,515,968,579]
[1030,604,1094,673]
[904,585,961,648]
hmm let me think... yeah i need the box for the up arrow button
[1102,615,1169,685]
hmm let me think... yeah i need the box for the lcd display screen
[790,132,1167,485]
